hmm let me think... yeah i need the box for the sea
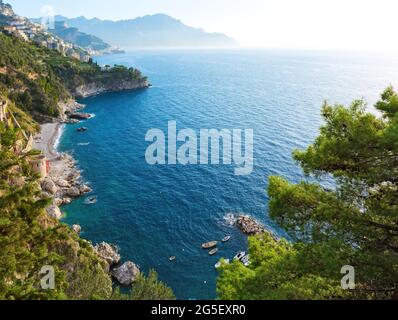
[59,49,398,299]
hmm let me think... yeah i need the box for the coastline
[33,122,64,160]
[33,100,140,284]
[33,101,93,219]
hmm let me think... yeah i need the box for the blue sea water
[60,49,398,300]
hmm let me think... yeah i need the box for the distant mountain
[53,14,239,48]
[50,21,111,52]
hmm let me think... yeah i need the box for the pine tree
[217,87,398,300]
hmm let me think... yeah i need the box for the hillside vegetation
[0,31,173,300]
[217,88,398,300]
[0,32,146,127]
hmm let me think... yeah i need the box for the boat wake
[84,196,98,205]
[221,213,238,227]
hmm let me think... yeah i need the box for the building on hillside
[2,25,16,32]
[10,20,26,30]
[30,155,50,178]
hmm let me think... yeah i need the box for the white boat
[209,248,219,256]
[221,236,231,243]
[233,251,246,261]
[241,255,250,266]
[84,196,98,205]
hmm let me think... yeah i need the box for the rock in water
[111,261,140,286]
[65,186,81,198]
[62,197,72,205]
[71,224,82,234]
[236,215,265,235]
[69,113,92,120]
[47,205,63,220]
[79,184,92,194]
[94,242,121,266]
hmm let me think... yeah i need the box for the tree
[130,270,175,300]
[0,123,62,299]
[110,270,176,300]
[0,123,113,300]
[217,87,398,300]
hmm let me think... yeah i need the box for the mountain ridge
[50,13,239,49]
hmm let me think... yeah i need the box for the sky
[6,0,398,52]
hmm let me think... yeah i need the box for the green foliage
[0,124,173,300]
[130,270,176,300]
[110,270,176,301]
[218,87,398,300]
[0,123,111,300]
[0,32,146,124]
[0,31,173,301]
[45,54,147,99]
[0,33,68,118]
[218,234,349,300]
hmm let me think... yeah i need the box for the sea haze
[60,49,398,299]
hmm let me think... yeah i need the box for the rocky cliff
[74,78,150,99]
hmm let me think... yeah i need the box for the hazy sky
[6,0,398,51]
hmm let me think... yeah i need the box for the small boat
[77,127,88,132]
[215,259,230,269]
[209,248,218,256]
[241,255,250,266]
[233,251,246,261]
[84,196,98,205]
[202,241,218,249]
[169,256,176,262]
[221,236,231,243]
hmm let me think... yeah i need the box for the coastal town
[0,0,91,61]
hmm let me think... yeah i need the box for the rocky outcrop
[236,215,280,241]
[74,79,150,99]
[56,178,70,188]
[58,99,85,121]
[111,261,140,286]
[65,186,81,198]
[41,178,58,195]
[47,205,63,220]
[68,113,92,120]
[94,242,121,266]
[53,198,63,207]
[236,215,266,236]
[71,224,82,234]
[0,1,15,17]
[79,184,92,194]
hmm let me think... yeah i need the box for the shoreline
[33,122,64,160]
[33,101,138,283]
[33,102,93,219]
